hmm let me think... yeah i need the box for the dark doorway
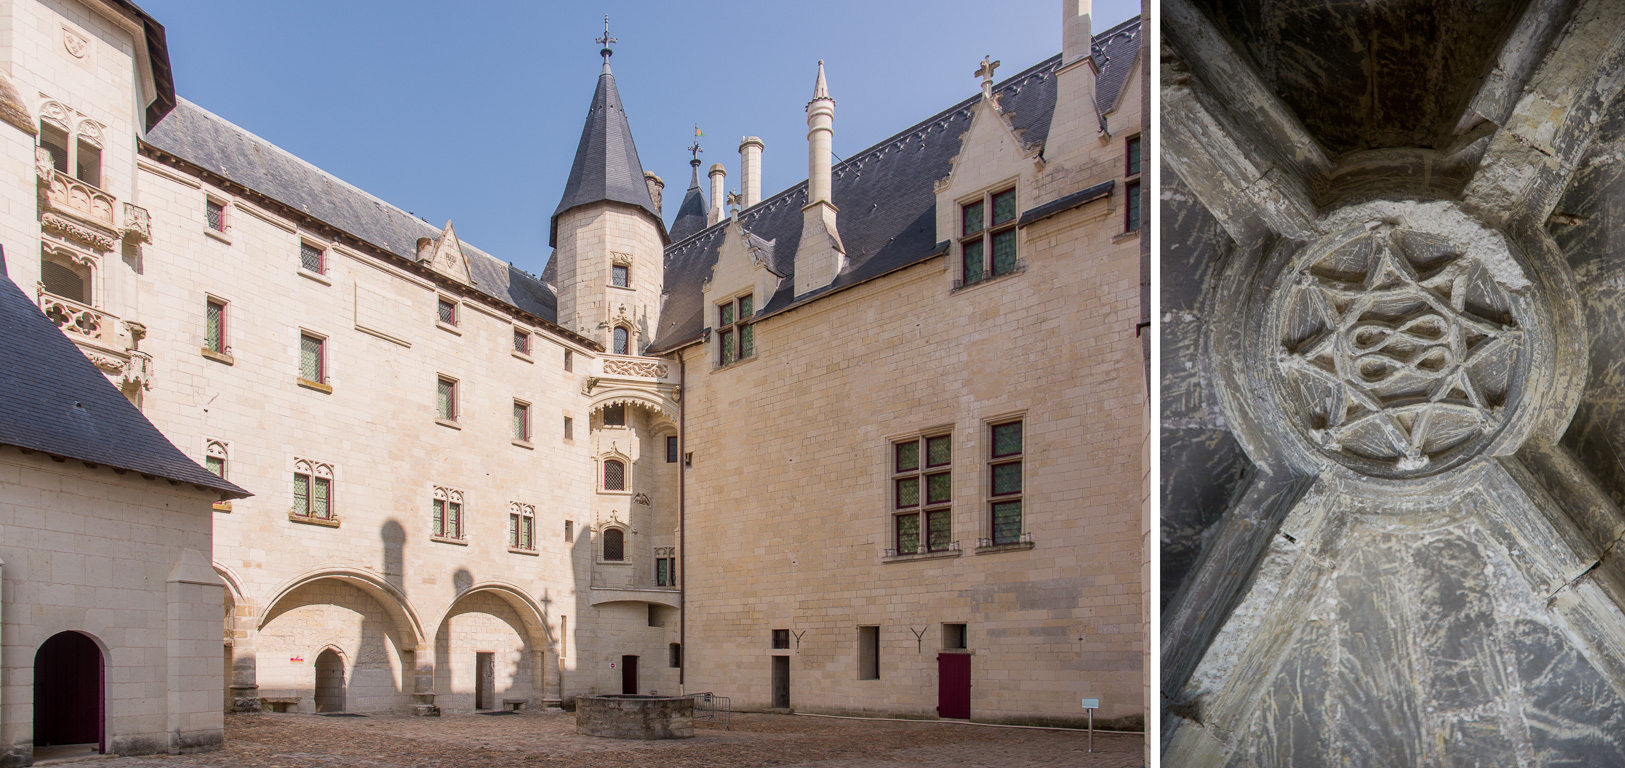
[34,631,103,752]
[937,653,971,719]
[620,655,638,695]
[771,656,790,709]
[475,652,495,710]
[314,650,345,713]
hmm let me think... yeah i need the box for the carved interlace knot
[1276,222,1524,475]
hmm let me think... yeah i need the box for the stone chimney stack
[739,136,764,209]
[644,172,664,217]
[1063,0,1093,67]
[795,61,845,297]
[416,237,434,262]
[708,163,727,225]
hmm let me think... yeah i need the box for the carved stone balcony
[40,289,117,346]
[597,354,675,381]
[38,288,152,393]
[36,148,119,251]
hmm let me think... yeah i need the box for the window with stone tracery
[508,501,535,551]
[205,439,229,479]
[716,293,754,366]
[37,102,102,189]
[432,486,464,540]
[292,458,334,520]
[40,246,91,304]
[604,459,626,491]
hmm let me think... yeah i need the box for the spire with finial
[596,15,617,71]
[670,125,711,242]
[811,60,830,102]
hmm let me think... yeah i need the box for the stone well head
[574,694,694,739]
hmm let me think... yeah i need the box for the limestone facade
[0,0,1144,734]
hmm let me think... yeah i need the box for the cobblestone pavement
[79,711,1145,768]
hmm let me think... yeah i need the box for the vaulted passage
[34,631,103,752]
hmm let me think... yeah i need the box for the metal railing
[687,692,730,729]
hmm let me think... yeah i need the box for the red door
[35,631,104,751]
[937,653,970,719]
[621,655,638,695]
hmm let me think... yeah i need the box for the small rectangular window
[1126,135,1142,177]
[564,416,574,440]
[612,263,630,288]
[513,401,530,441]
[716,294,755,365]
[772,629,790,649]
[858,626,880,680]
[206,199,225,232]
[437,297,458,326]
[205,299,227,354]
[565,520,574,543]
[1126,180,1142,232]
[514,329,530,354]
[669,643,682,669]
[564,349,574,372]
[437,377,457,421]
[655,557,676,586]
[206,455,225,478]
[603,404,625,427]
[299,333,325,384]
[300,242,325,274]
[666,435,679,463]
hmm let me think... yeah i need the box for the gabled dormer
[417,221,474,286]
[933,64,1046,292]
[702,218,783,368]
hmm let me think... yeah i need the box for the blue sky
[136,1,1141,276]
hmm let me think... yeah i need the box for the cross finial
[597,15,617,60]
[975,55,1000,99]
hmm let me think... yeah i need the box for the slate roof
[0,258,247,499]
[668,162,709,243]
[646,18,1141,352]
[551,61,666,247]
[144,99,558,324]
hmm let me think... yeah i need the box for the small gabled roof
[551,61,666,246]
[0,262,247,499]
[668,162,709,243]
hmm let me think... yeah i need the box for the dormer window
[612,263,630,288]
[960,187,1018,286]
[717,294,754,366]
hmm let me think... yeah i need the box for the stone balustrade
[39,289,117,346]
[43,166,115,228]
[598,354,671,380]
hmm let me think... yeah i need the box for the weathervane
[688,124,703,163]
[597,15,617,60]
[975,55,1001,99]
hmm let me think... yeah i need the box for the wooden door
[476,653,495,709]
[34,632,103,750]
[621,655,638,694]
[771,656,790,708]
[937,653,971,719]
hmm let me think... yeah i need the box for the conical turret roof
[668,161,708,242]
[551,61,666,246]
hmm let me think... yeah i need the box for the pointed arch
[435,582,555,652]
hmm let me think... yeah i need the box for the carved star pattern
[1279,228,1522,470]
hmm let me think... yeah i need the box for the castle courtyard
[58,712,1139,768]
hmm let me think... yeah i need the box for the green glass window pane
[522,517,533,549]
[895,441,919,472]
[206,302,222,352]
[314,477,330,517]
[1127,183,1142,231]
[993,461,1022,496]
[1128,137,1141,176]
[449,502,461,537]
[992,422,1023,457]
[927,509,951,551]
[433,498,444,534]
[961,201,984,235]
[719,330,734,365]
[300,335,322,382]
[927,472,952,504]
[719,303,734,326]
[926,435,951,467]
[991,229,1017,276]
[509,514,519,546]
[896,477,920,508]
[514,403,527,439]
[739,295,753,317]
[741,324,754,358]
[991,189,1016,225]
[205,456,223,477]
[656,558,669,586]
[963,239,983,285]
[438,380,453,419]
[896,513,919,554]
[294,473,309,514]
[992,501,1022,545]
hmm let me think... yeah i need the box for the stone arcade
[0,0,1146,758]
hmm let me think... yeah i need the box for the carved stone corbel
[122,203,151,243]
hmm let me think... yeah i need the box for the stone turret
[550,44,666,352]
[795,61,845,297]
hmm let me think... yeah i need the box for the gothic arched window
[613,326,630,355]
[603,528,625,561]
[604,459,626,491]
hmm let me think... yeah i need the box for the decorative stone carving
[38,100,69,131]
[610,251,633,266]
[122,202,151,242]
[602,358,668,378]
[633,492,650,507]
[42,212,115,251]
[1269,210,1528,476]
[35,146,54,183]
[62,27,88,59]
[119,350,152,392]
[39,288,116,346]
[76,118,103,147]
[83,349,123,373]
